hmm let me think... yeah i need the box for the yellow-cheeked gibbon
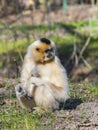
[15,38,69,111]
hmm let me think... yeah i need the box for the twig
[70,43,77,59]
[78,122,98,127]
[17,50,24,63]
[78,123,91,127]
[13,58,19,77]
[81,56,92,70]
[78,36,91,61]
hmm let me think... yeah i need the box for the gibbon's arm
[27,76,66,95]
[37,56,68,89]
[20,55,35,85]
[52,57,68,89]
[25,76,69,103]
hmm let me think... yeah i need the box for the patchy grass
[91,85,98,97]
[0,80,54,130]
[0,20,98,58]
[0,80,98,130]
[1,105,43,130]
[0,19,97,32]
[0,99,54,130]
[0,23,57,33]
[0,34,98,61]
[70,82,98,101]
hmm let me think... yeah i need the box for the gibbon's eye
[44,49,49,53]
[36,48,40,52]
[44,48,53,53]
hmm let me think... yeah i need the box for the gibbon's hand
[29,77,46,86]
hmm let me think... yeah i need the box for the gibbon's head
[28,38,57,64]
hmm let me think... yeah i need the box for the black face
[44,47,54,60]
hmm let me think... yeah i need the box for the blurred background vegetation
[0,0,98,84]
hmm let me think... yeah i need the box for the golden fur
[15,38,69,110]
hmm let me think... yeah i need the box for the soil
[52,101,98,130]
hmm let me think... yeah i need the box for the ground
[0,78,98,130]
[53,101,98,130]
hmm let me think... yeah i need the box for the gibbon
[15,38,69,110]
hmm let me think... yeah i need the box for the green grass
[0,100,54,130]
[0,61,3,67]
[91,85,98,97]
[1,105,42,130]
[0,39,32,55]
[68,20,98,28]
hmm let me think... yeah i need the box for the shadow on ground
[59,98,83,110]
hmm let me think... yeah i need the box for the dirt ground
[52,101,98,130]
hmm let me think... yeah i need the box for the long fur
[15,38,69,110]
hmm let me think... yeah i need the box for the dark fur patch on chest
[40,38,51,45]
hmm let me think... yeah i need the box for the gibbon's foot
[18,86,22,93]
[15,85,26,96]
[25,93,33,100]
[15,85,33,100]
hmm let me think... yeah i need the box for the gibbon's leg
[15,84,36,109]
[29,77,69,107]
[49,83,69,103]
[15,81,59,110]
[27,77,59,110]
[18,77,59,110]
